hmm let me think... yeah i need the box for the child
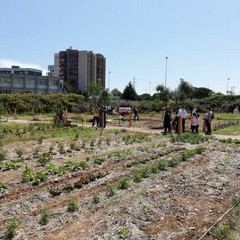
[191,113,198,134]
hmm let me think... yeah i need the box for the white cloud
[0,59,48,76]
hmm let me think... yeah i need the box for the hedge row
[0,93,86,114]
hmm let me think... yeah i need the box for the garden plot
[0,122,239,240]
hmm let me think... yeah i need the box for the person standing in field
[190,112,199,134]
[92,104,100,128]
[205,107,213,135]
[177,106,188,132]
[133,107,140,121]
[163,108,172,134]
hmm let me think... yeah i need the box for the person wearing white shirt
[177,106,188,132]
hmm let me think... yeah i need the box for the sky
[0,0,240,95]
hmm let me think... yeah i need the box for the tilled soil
[0,121,240,240]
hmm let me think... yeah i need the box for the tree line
[0,79,239,116]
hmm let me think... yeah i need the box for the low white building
[0,66,64,94]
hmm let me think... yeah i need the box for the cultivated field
[0,114,240,240]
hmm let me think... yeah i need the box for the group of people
[92,104,107,129]
[163,105,214,135]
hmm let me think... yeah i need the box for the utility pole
[133,75,136,89]
[227,78,230,94]
[165,57,168,88]
[108,71,111,91]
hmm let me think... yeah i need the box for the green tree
[121,82,138,101]
[88,82,104,107]
[98,89,110,106]
[89,82,103,96]
[111,88,122,97]
[30,98,40,120]
[63,81,78,94]
[176,78,194,102]
[51,98,64,114]
[156,84,171,107]
[138,93,151,101]
[193,87,214,99]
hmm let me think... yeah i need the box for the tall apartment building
[54,47,106,94]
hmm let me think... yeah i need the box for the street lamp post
[165,57,168,88]
[108,71,111,92]
[227,78,230,94]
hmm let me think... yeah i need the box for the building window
[37,79,47,85]
[0,77,11,84]
[25,78,35,85]
[49,80,58,86]
[0,89,11,94]
[13,78,24,84]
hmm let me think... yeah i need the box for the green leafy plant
[21,166,47,185]
[123,133,150,145]
[74,132,80,140]
[69,141,76,150]
[106,138,111,145]
[0,150,6,161]
[93,156,106,165]
[85,147,93,153]
[106,183,116,197]
[118,176,130,190]
[33,146,40,157]
[48,143,54,153]
[92,192,100,204]
[133,170,143,183]
[46,163,69,175]
[64,160,88,171]
[37,152,52,166]
[33,172,47,185]
[15,148,24,157]
[108,150,132,158]
[0,182,7,190]
[118,227,131,239]
[0,159,23,171]
[67,197,79,212]
[57,142,65,154]
[21,166,36,182]
[137,146,149,152]
[38,135,43,144]
[158,160,168,170]
[5,216,20,239]
[212,224,231,240]
[38,208,51,225]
